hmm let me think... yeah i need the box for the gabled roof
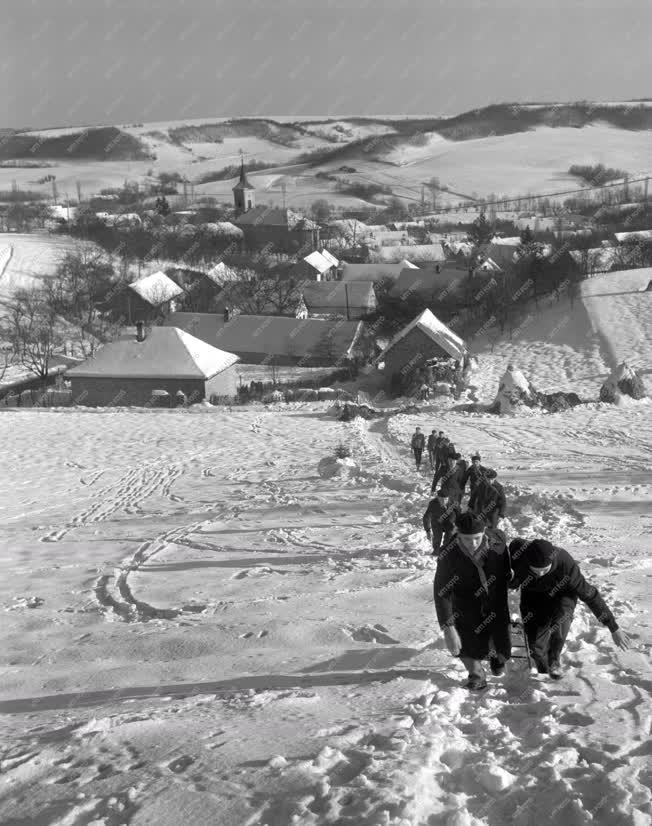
[68,326,239,380]
[203,221,244,237]
[377,309,466,362]
[301,281,376,314]
[207,261,241,285]
[232,160,255,191]
[234,206,318,230]
[163,313,363,361]
[128,271,185,306]
[303,250,333,275]
[320,248,339,268]
[340,261,418,282]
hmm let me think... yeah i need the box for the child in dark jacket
[508,538,630,678]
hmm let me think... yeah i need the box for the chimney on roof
[136,321,145,342]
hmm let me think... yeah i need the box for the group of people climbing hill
[410,426,631,692]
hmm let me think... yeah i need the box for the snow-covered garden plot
[0,233,94,302]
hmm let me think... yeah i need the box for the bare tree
[1,287,66,379]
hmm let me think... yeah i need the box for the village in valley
[1,94,651,825]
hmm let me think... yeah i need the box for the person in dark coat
[423,488,459,556]
[431,452,466,504]
[434,511,512,690]
[433,433,447,474]
[463,453,487,498]
[411,427,426,470]
[426,429,438,470]
[468,468,506,528]
[508,538,630,679]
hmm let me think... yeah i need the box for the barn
[376,308,467,381]
[67,324,239,406]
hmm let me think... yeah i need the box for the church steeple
[232,158,255,214]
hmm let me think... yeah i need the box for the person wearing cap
[431,451,467,504]
[508,538,630,679]
[410,426,426,470]
[468,468,506,528]
[433,511,512,690]
[463,453,487,499]
[422,488,460,556]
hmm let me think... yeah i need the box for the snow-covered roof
[615,229,652,243]
[320,248,339,268]
[377,308,466,362]
[340,260,418,282]
[68,326,239,379]
[303,251,333,275]
[374,243,445,263]
[490,236,522,246]
[207,261,241,285]
[128,271,184,306]
[202,221,244,238]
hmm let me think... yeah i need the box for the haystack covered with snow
[490,364,538,414]
[599,362,647,403]
[490,364,583,414]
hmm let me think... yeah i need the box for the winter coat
[469,479,506,519]
[434,440,451,464]
[508,540,618,632]
[427,433,438,452]
[411,432,426,452]
[422,498,460,534]
[434,528,512,660]
[463,464,487,494]
[431,462,467,496]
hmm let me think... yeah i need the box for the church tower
[232,159,256,215]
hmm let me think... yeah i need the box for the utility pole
[76,180,82,204]
[183,178,188,206]
[421,184,425,213]
[344,282,350,321]
[51,178,58,204]
[645,176,649,205]
[281,180,286,210]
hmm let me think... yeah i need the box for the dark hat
[450,451,461,460]
[524,539,555,567]
[471,453,481,461]
[456,511,486,534]
[484,468,497,479]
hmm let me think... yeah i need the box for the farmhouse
[340,260,418,282]
[484,236,522,267]
[67,324,239,406]
[163,313,366,367]
[166,267,223,312]
[301,281,376,319]
[375,308,467,382]
[290,250,338,281]
[102,270,185,325]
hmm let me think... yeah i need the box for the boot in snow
[489,657,505,676]
[465,673,488,691]
[548,660,563,680]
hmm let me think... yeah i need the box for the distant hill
[0,127,153,161]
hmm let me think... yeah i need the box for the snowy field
[6,122,652,207]
[1,264,651,825]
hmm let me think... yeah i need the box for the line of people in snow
[410,427,631,692]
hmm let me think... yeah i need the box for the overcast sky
[1,0,651,129]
